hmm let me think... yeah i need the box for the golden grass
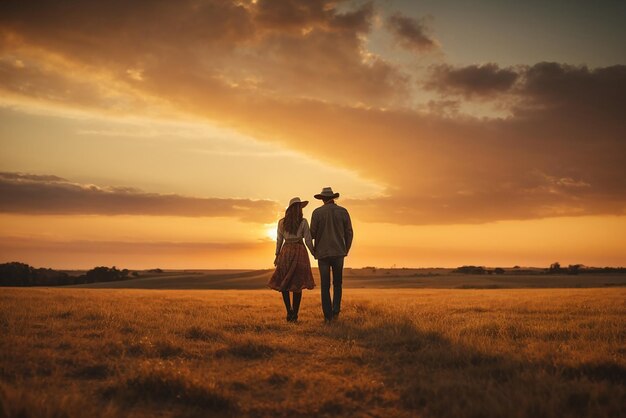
[69,269,626,289]
[1,288,624,417]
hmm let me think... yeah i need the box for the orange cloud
[0,1,625,226]
[0,173,279,222]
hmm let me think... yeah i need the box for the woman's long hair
[283,203,303,235]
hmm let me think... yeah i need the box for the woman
[267,197,316,322]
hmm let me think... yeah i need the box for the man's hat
[288,197,309,208]
[314,187,340,200]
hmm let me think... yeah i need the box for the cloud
[0,173,279,222]
[0,0,404,108]
[518,62,626,122]
[426,63,519,97]
[254,0,374,33]
[0,172,65,182]
[427,61,626,118]
[0,2,625,225]
[386,12,437,52]
[0,236,274,269]
[0,236,270,255]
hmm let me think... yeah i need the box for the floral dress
[267,218,316,291]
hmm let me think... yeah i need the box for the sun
[265,225,277,241]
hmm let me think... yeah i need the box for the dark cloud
[0,173,279,222]
[330,2,375,33]
[386,12,437,52]
[254,0,373,33]
[0,0,255,56]
[0,172,65,182]
[254,0,330,29]
[518,62,626,123]
[344,176,618,225]
[427,61,626,115]
[427,63,519,97]
[340,63,626,223]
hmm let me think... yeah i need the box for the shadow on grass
[1,383,119,418]
[183,326,223,342]
[69,363,111,380]
[215,339,277,360]
[103,363,235,415]
[317,303,624,418]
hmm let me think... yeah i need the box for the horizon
[1,0,625,269]
[5,261,625,272]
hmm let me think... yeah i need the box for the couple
[267,187,353,323]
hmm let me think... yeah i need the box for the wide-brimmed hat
[288,197,309,208]
[314,187,340,200]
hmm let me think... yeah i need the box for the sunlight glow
[265,225,277,241]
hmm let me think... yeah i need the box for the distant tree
[567,264,583,275]
[549,262,562,274]
[0,262,133,286]
[83,266,126,283]
[0,262,69,286]
[494,268,505,275]
[453,266,486,274]
[0,262,34,286]
[32,268,70,285]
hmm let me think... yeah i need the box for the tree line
[0,262,136,286]
[453,263,626,275]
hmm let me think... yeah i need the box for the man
[310,187,353,322]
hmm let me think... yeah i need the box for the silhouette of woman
[267,197,315,322]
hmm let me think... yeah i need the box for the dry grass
[0,288,624,417]
[69,269,626,289]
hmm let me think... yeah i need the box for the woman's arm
[275,219,285,259]
[302,219,315,258]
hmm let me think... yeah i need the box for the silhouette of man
[310,187,353,322]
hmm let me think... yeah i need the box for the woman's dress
[267,218,315,292]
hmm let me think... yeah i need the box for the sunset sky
[1,0,625,269]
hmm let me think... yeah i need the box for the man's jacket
[310,202,353,259]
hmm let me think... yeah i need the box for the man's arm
[344,209,353,255]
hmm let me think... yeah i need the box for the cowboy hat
[314,186,340,200]
[288,197,309,208]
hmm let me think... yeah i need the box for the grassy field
[1,287,624,417]
[67,268,626,290]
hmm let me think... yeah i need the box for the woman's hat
[288,197,309,208]
[314,186,340,200]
